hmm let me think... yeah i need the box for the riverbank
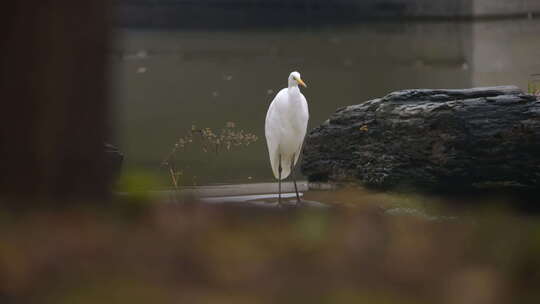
[115,0,540,28]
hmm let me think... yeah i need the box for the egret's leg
[291,154,301,204]
[278,155,282,206]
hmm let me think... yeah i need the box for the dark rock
[301,86,540,192]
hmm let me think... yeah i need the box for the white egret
[265,71,309,206]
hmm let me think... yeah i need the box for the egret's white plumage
[265,71,309,182]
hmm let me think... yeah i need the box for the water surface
[111,18,540,186]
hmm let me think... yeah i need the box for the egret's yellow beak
[295,77,307,88]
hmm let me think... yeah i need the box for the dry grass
[527,74,540,96]
[161,122,258,190]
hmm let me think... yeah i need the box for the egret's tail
[270,152,301,180]
[272,158,292,180]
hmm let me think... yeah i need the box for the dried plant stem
[169,167,179,190]
[162,122,258,189]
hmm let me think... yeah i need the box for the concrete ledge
[174,182,308,197]
[140,182,328,208]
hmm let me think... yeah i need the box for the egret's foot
[275,200,299,209]
[278,202,295,209]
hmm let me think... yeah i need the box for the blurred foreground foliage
[0,201,539,304]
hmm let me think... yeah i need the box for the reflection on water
[111,19,540,186]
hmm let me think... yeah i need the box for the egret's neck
[287,85,300,96]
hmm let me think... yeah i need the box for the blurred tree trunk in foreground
[0,1,112,205]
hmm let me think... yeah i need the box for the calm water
[111,18,540,186]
